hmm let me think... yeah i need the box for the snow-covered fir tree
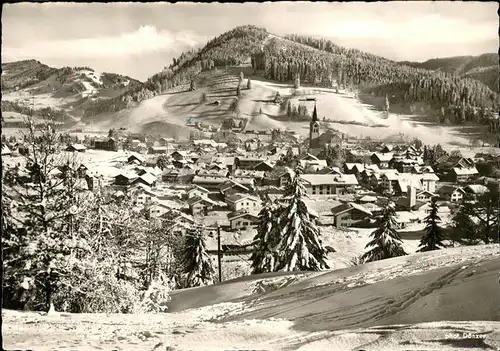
[270,166,329,272]
[250,202,281,274]
[417,198,446,252]
[361,202,407,263]
[2,118,91,313]
[182,228,214,287]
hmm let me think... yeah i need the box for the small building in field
[94,138,117,151]
[66,144,87,153]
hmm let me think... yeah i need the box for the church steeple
[312,103,318,122]
[309,103,320,149]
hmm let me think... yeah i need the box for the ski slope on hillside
[4,245,499,351]
[84,67,477,147]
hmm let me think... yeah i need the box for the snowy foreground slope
[4,245,500,351]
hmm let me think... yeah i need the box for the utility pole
[217,223,222,283]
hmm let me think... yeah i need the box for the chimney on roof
[407,185,416,209]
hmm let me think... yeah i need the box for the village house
[186,185,211,199]
[235,156,267,170]
[438,185,466,202]
[420,172,439,193]
[463,184,490,200]
[225,193,262,212]
[299,174,358,196]
[380,144,393,153]
[411,165,435,174]
[132,186,157,207]
[300,159,328,172]
[187,196,216,216]
[416,190,436,203]
[114,173,137,186]
[380,171,400,194]
[391,157,423,173]
[450,167,479,183]
[94,137,117,151]
[148,146,168,155]
[76,164,88,178]
[127,153,145,165]
[132,173,157,188]
[370,153,393,169]
[197,169,230,178]
[218,179,251,198]
[227,211,260,230]
[162,168,196,183]
[253,160,274,172]
[66,144,87,153]
[394,175,424,196]
[192,175,230,190]
[394,211,419,229]
[330,202,373,228]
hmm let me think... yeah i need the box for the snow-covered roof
[68,144,87,151]
[452,167,479,175]
[192,176,229,185]
[372,153,394,162]
[421,173,439,181]
[464,184,490,194]
[225,193,261,204]
[187,185,210,194]
[186,195,217,206]
[300,159,328,168]
[358,195,378,203]
[134,172,157,185]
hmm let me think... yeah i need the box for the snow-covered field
[4,245,499,351]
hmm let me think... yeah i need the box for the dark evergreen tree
[190,80,195,91]
[287,101,292,117]
[361,203,407,262]
[200,92,207,104]
[417,198,446,252]
[270,166,330,271]
[250,203,280,274]
[247,78,252,90]
[236,85,241,97]
[274,92,283,104]
[182,228,214,287]
[294,74,300,89]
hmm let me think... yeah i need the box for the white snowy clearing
[4,244,500,351]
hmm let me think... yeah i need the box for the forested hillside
[2,60,144,123]
[82,25,499,132]
[401,53,499,92]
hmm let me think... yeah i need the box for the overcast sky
[2,2,498,81]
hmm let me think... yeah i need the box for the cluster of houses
[3,107,499,256]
